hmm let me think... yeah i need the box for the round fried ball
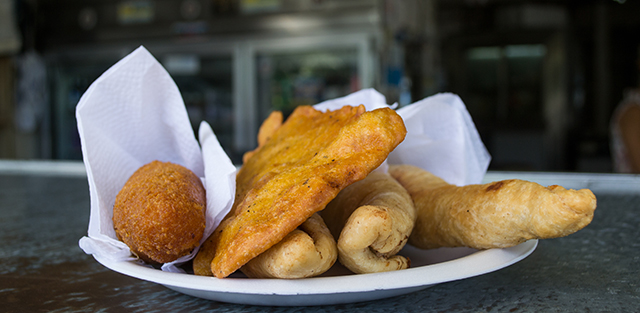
[113,160,206,264]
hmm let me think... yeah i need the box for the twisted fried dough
[389,164,597,250]
[240,213,337,279]
[322,172,416,273]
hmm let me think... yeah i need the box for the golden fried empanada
[322,172,416,274]
[242,111,283,163]
[389,164,597,249]
[240,213,337,279]
[194,105,406,278]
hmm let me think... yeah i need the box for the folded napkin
[77,46,236,272]
[314,89,491,186]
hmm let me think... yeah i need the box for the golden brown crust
[322,172,416,273]
[113,160,206,264]
[239,213,337,279]
[242,111,283,164]
[389,164,597,249]
[194,105,407,278]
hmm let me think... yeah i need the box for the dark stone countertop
[1,163,639,312]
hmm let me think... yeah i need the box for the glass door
[166,54,237,162]
[256,48,360,122]
[48,46,237,162]
[231,32,376,154]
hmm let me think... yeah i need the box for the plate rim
[94,239,537,297]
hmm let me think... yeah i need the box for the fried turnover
[322,172,416,274]
[113,160,206,264]
[194,105,407,278]
[242,111,283,164]
[239,213,337,279]
[389,164,597,249]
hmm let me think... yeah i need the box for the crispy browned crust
[113,160,206,264]
[242,111,283,163]
[389,164,597,250]
[194,105,406,278]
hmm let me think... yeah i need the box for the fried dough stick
[240,213,337,279]
[194,105,406,278]
[322,172,416,274]
[389,165,597,250]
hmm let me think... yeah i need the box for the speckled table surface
[1,164,639,312]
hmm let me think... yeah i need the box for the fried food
[389,164,597,249]
[194,105,407,278]
[113,160,206,263]
[242,111,283,163]
[240,213,337,279]
[322,172,416,274]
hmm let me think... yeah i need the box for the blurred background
[0,0,638,171]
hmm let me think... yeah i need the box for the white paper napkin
[391,93,491,186]
[313,88,397,112]
[77,46,236,271]
[313,89,491,186]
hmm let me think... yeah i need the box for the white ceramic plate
[94,239,537,306]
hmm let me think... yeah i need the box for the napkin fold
[391,93,491,186]
[313,89,491,186]
[77,46,235,269]
[77,47,490,271]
